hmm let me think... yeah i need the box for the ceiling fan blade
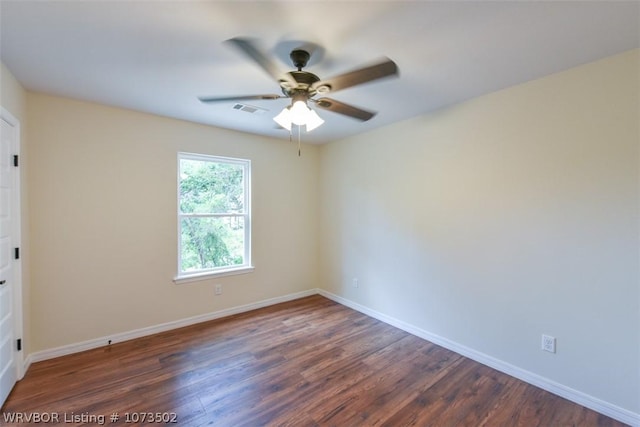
[226,37,297,87]
[199,94,283,103]
[312,98,376,121]
[312,58,398,94]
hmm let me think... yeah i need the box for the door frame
[1,106,24,381]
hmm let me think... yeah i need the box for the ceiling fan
[199,37,399,132]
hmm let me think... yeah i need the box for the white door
[0,113,18,406]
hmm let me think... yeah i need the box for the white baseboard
[29,289,317,364]
[317,289,640,427]
[20,353,32,380]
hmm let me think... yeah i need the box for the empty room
[1,1,638,426]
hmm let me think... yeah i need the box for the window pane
[180,216,245,272]
[180,159,245,214]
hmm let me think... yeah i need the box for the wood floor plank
[1,295,628,426]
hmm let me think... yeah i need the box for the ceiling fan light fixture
[274,99,325,132]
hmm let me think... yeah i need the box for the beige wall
[1,63,26,119]
[1,62,31,360]
[319,49,639,413]
[26,94,320,351]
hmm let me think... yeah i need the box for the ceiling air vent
[232,103,267,115]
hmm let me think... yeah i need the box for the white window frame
[174,152,253,284]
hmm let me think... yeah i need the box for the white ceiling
[1,1,638,144]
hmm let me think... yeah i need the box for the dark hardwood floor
[1,295,627,426]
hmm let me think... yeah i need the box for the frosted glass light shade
[305,109,324,132]
[273,107,292,131]
[289,100,309,125]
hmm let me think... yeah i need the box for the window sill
[173,266,255,285]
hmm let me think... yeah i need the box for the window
[176,153,252,282]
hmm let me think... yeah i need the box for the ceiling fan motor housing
[279,49,326,97]
[281,71,321,97]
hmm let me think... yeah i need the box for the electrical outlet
[352,278,359,288]
[214,284,222,295]
[542,334,556,353]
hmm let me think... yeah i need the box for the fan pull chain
[286,126,301,157]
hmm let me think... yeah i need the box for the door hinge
[17,339,22,352]
[14,247,19,260]
[13,155,19,167]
